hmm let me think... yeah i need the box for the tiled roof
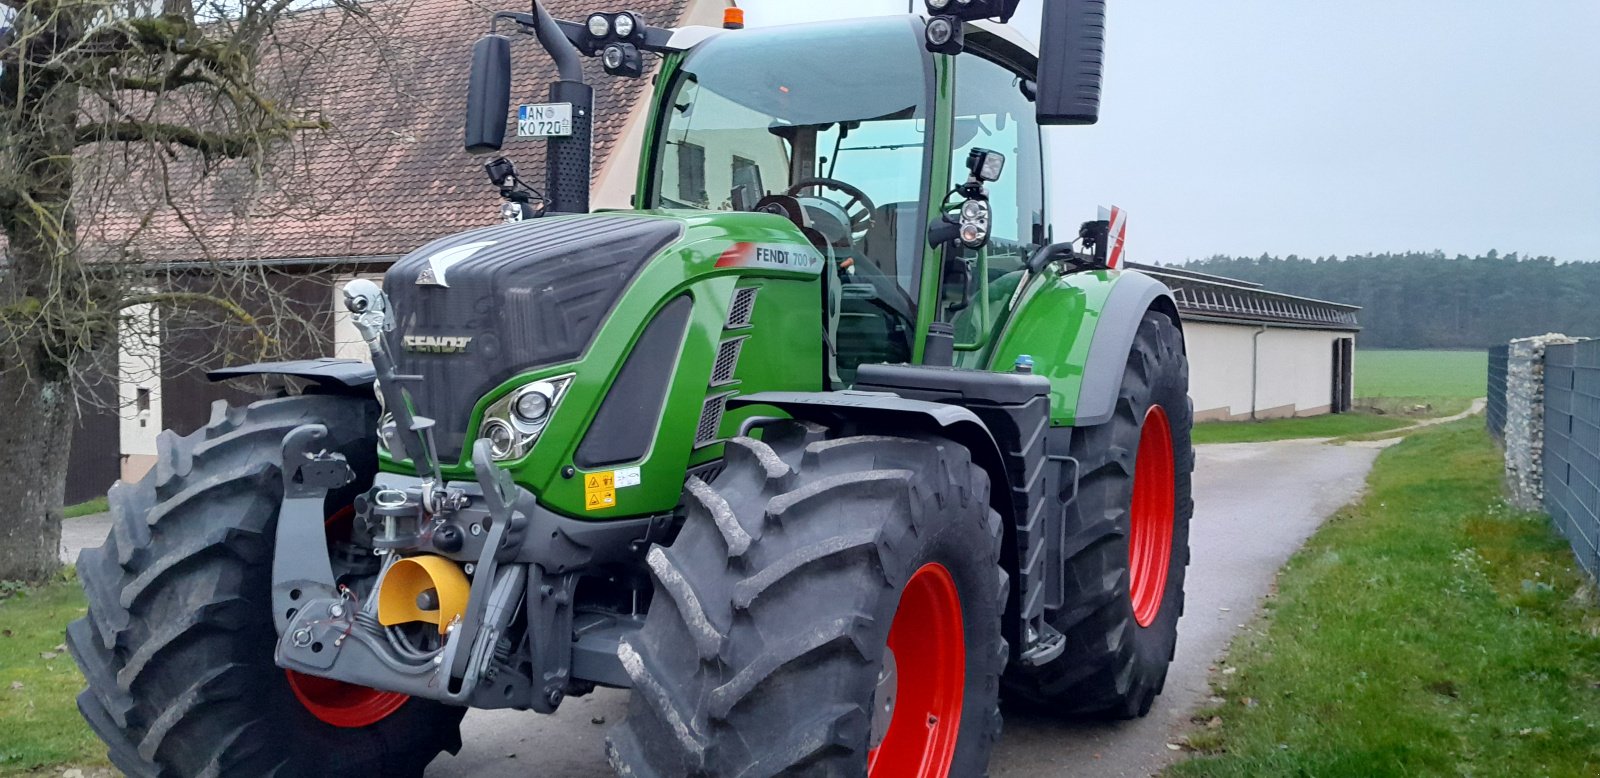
[88,0,688,263]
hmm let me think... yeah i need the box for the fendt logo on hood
[402,335,473,354]
[416,240,496,287]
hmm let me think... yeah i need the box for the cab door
[946,44,1048,369]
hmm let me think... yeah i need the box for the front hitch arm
[272,423,352,635]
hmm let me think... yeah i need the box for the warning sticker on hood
[714,242,822,275]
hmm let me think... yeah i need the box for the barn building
[1129,263,1360,421]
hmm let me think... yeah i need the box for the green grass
[1356,349,1488,399]
[0,572,103,775]
[1192,413,1412,445]
[1171,420,1600,777]
[62,497,107,520]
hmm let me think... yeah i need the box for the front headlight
[478,373,574,461]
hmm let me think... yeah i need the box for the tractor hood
[384,214,684,461]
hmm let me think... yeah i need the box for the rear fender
[207,359,377,398]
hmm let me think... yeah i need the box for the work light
[586,14,610,38]
[612,11,636,38]
[924,15,963,54]
[967,148,1006,182]
[602,42,643,78]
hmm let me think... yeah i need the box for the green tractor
[69,1,1194,775]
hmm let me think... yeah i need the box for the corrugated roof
[87,0,688,263]
[1129,261,1361,331]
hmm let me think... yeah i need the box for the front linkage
[271,280,662,712]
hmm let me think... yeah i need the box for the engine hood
[383,214,684,462]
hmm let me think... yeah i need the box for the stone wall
[1503,334,1578,510]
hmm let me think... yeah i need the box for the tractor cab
[641,16,1048,382]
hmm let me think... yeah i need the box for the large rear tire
[606,424,1008,777]
[1005,311,1195,719]
[67,394,465,777]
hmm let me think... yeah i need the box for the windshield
[649,17,931,217]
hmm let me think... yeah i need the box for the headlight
[587,13,610,38]
[478,373,574,461]
[613,12,636,38]
[483,419,516,460]
[513,383,554,423]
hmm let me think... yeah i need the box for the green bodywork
[381,18,1142,521]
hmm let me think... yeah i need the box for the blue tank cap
[1014,354,1035,373]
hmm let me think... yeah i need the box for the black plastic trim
[574,295,694,469]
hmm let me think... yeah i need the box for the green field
[1355,349,1488,399]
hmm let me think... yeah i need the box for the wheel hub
[869,648,899,748]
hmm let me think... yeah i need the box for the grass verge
[1192,413,1411,445]
[0,572,103,775]
[1171,420,1600,776]
[62,497,107,520]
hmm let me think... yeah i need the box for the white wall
[118,302,163,481]
[1186,321,1354,421]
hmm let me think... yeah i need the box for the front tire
[67,394,465,777]
[1005,310,1195,719]
[607,424,1008,777]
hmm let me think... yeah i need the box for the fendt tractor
[69,1,1195,775]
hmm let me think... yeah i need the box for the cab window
[950,50,1045,349]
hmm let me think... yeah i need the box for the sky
[735,1,1600,264]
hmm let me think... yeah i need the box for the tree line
[1176,251,1600,349]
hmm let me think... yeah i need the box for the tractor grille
[695,392,734,447]
[726,287,759,329]
[710,337,747,387]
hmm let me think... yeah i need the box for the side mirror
[1036,0,1105,126]
[465,34,513,154]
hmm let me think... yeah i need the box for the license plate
[517,103,573,138]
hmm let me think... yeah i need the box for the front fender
[988,269,1179,427]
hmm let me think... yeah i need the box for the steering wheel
[785,177,877,236]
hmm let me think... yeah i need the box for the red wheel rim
[283,506,410,728]
[286,670,409,728]
[867,562,965,778]
[1129,405,1176,628]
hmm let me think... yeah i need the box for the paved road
[60,438,1383,777]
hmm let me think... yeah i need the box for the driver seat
[856,202,920,293]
